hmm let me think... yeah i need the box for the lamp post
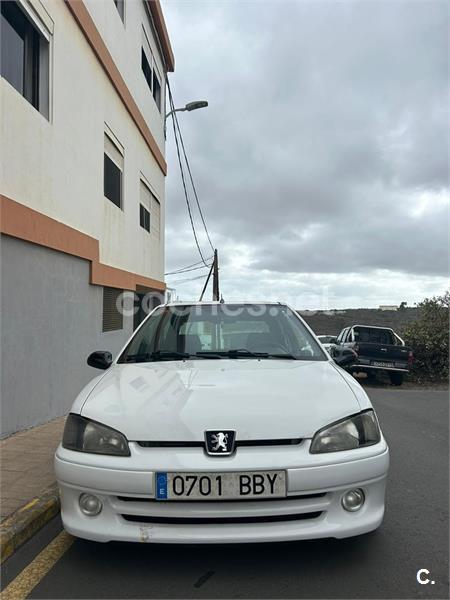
[164,100,208,137]
[165,100,208,121]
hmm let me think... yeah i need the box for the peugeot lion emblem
[205,430,236,456]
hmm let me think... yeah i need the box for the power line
[169,257,207,270]
[165,263,213,276]
[199,260,214,301]
[167,82,209,267]
[168,273,210,285]
[172,108,214,254]
[164,256,214,276]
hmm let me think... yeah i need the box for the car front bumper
[55,440,389,544]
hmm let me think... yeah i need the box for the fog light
[79,493,102,516]
[342,489,365,512]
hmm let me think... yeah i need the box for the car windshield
[118,304,327,363]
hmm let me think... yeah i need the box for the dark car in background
[331,325,413,386]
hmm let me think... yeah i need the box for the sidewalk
[0,416,66,561]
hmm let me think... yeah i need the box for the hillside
[298,307,420,336]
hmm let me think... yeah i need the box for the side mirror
[87,351,113,370]
[333,348,357,368]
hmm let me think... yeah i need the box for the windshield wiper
[193,349,267,359]
[226,349,268,358]
[124,351,190,363]
[195,352,224,359]
[225,350,298,360]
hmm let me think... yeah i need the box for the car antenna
[220,294,225,303]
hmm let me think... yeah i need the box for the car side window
[337,328,348,343]
[346,329,353,343]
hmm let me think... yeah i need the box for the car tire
[389,372,403,386]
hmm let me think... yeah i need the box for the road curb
[0,484,60,564]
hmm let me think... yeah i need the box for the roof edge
[146,0,175,72]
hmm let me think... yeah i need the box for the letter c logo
[417,569,430,585]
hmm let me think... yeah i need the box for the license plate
[372,361,394,368]
[155,471,286,501]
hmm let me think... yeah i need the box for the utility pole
[199,261,213,302]
[199,249,220,302]
[212,249,220,301]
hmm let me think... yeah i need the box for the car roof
[163,301,287,307]
[352,324,394,331]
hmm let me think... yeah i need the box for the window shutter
[102,287,123,332]
[140,179,151,210]
[151,193,160,239]
[104,133,124,169]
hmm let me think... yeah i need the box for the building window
[113,0,124,22]
[102,287,123,332]
[140,179,160,238]
[151,193,161,239]
[140,204,150,232]
[1,0,49,118]
[141,27,163,113]
[152,65,161,111]
[141,48,152,93]
[140,180,151,232]
[104,131,123,209]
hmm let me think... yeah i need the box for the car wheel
[389,372,403,386]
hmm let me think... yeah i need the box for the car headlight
[62,414,130,456]
[310,410,381,454]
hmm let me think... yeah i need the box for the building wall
[0,0,165,283]
[85,0,166,151]
[0,0,173,436]
[0,236,133,438]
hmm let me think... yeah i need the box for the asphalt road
[2,387,449,599]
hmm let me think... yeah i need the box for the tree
[402,291,449,382]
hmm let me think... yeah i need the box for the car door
[342,328,354,350]
[332,328,348,355]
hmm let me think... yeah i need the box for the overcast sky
[162,0,449,309]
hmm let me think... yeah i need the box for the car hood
[80,360,363,441]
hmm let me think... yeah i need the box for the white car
[55,302,389,544]
[317,334,338,353]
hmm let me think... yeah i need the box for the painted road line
[1,531,73,600]
[0,485,60,564]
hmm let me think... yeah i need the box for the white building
[0,0,175,436]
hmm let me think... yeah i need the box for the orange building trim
[0,195,166,292]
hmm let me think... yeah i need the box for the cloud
[162,0,449,307]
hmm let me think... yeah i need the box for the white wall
[85,0,166,152]
[0,0,165,282]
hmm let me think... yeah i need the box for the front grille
[136,438,302,448]
[116,492,327,503]
[121,512,323,525]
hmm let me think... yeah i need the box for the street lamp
[165,100,208,122]
[165,100,208,137]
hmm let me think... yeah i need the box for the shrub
[402,291,449,382]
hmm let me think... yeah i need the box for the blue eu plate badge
[156,472,168,500]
